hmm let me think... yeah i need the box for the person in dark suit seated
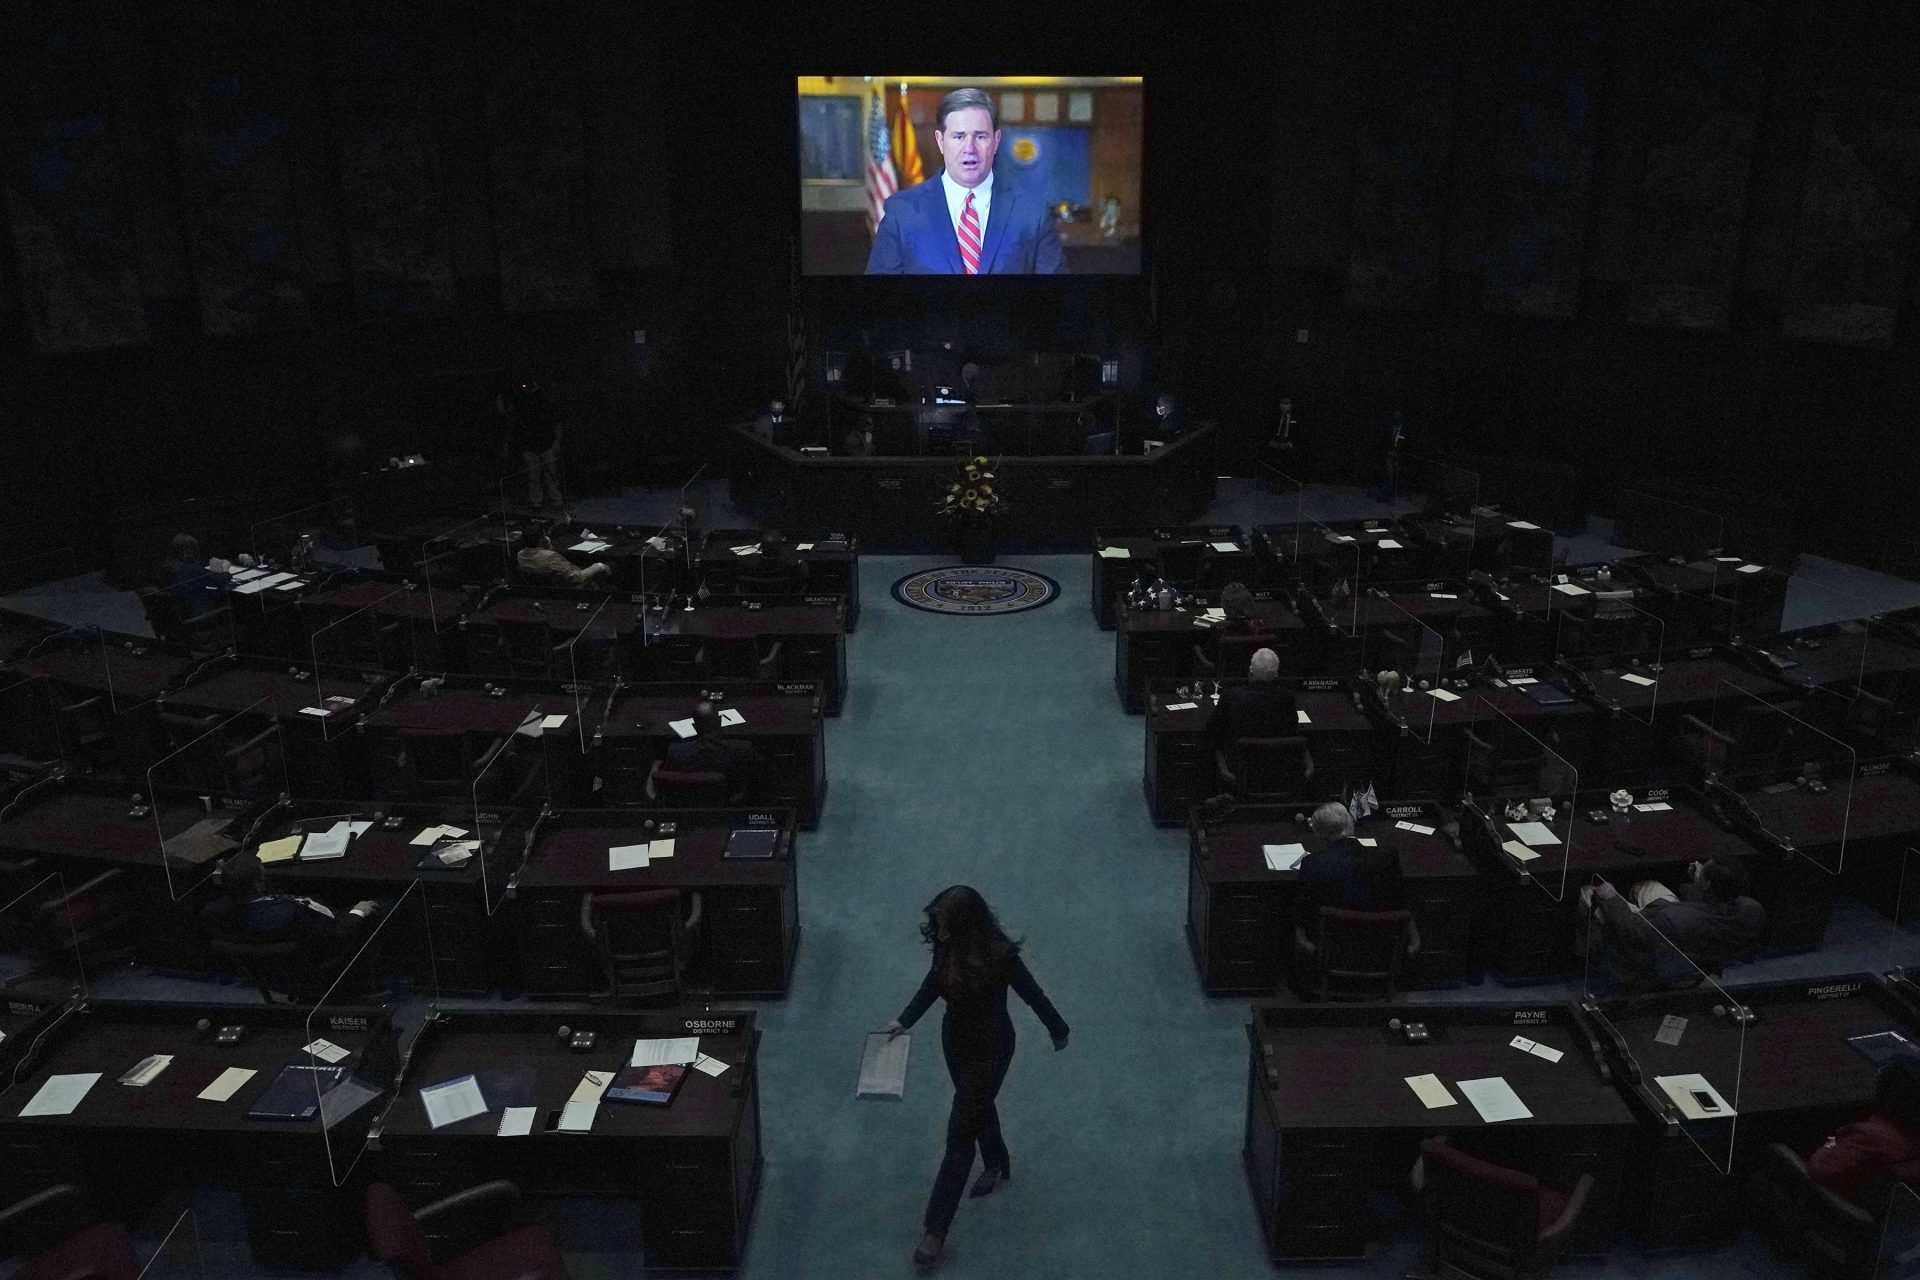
[751,398,790,443]
[1205,647,1299,752]
[865,88,1068,276]
[159,533,217,619]
[843,414,877,457]
[1293,802,1418,958]
[201,851,382,970]
[1193,582,1261,672]
[1581,857,1767,993]
[742,528,809,593]
[516,521,611,588]
[1807,1057,1920,1212]
[665,701,761,799]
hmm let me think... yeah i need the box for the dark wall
[4,0,1918,573]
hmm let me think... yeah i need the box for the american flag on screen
[865,84,898,233]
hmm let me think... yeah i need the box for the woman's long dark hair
[920,885,1019,991]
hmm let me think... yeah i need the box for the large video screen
[797,76,1143,276]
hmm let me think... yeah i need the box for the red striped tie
[957,192,981,275]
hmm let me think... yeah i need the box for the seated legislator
[843,416,876,457]
[738,528,810,594]
[1204,648,1300,753]
[865,88,1067,276]
[201,852,382,969]
[516,521,611,588]
[1193,582,1261,672]
[1581,857,1767,993]
[665,701,762,800]
[1293,802,1418,957]
[1807,1057,1920,1213]
[158,532,217,619]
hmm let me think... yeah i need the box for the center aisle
[738,554,1268,1279]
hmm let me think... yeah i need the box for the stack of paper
[1097,546,1131,559]
[858,1032,911,1100]
[610,844,651,871]
[409,824,470,846]
[1262,843,1308,872]
[1507,822,1560,847]
[558,1070,613,1131]
[569,540,612,554]
[631,1037,700,1067]
[1456,1077,1532,1123]
[420,1075,489,1129]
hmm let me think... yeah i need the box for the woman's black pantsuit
[897,953,1068,1237]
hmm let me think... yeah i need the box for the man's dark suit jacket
[666,735,760,796]
[1204,681,1300,753]
[865,175,1068,275]
[1296,837,1407,933]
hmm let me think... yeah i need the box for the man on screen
[865,87,1068,276]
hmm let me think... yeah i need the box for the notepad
[1263,843,1308,872]
[647,838,675,861]
[1633,801,1673,812]
[1357,838,1378,847]
[497,1106,537,1137]
[1395,821,1436,836]
[1457,1076,1532,1123]
[304,1038,351,1064]
[1204,607,1228,621]
[1502,840,1542,863]
[609,844,650,871]
[1619,673,1656,686]
[1376,539,1403,549]
[570,1070,614,1104]
[667,718,696,738]
[300,829,350,861]
[557,1101,599,1131]
[541,713,568,730]
[1296,709,1311,725]
[19,1073,101,1117]
[858,1032,911,1100]
[198,1066,257,1102]
[1507,521,1542,531]
[719,708,745,726]
[1656,1073,1734,1120]
[1551,583,1591,596]
[1097,545,1131,558]
[692,1054,730,1077]
[257,835,302,864]
[1211,542,1240,554]
[569,540,612,553]
[1405,1074,1458,1109]
[1508,822,1559,846]
[631,1037,700,1068]
[1428,687,1460,702]
[420,1075,489,1129]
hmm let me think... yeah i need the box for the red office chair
[365,1181,570,1280]
[0,1184,138,1280]
[580,887,704,1002]
[1215,735,1314,801]
[1747,1142,1890,1279]
[1297,906,1412,1003]
[645,760,739,806]
[1410,1137,1593,1280]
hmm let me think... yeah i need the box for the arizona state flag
[890,85,924,188]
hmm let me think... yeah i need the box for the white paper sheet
[1097,546,1130,558]
[410,826,449,845]
[542,714,569,730]
[1164,701,1199,712]
[304,1038,351,1063]
[1430,593,1458,599]
[1210,542,1240,554]
[1508,822,1560,846]
[197,1066,257,1102]
[1357,838,1378,847]
[692,1054,731,1077]
[858,1032,911,1100]
[1395,821,1436,836]
[120,1054,173,1086]
[1633,802,1673,812]
[631,1037,700,1067]
[1262,843,1308,872]
[1551,582,1591,596]
[420,1075,489,1129]
[235,572,296,595]
[719,708,745,726]
[1737,564,1764,574]
[1507,521,1542,531]
[1619,673,1656,686]
[667,718,696,738]
[609,844,650,871]
[1529,1042,1564,1063]
[1296,709,1311,725]
[498,1107,537,1137]
[1405,1074,1458,1109]
[1457,1076,1532,1123]
[1655,1073,1734,1120]
[19,1073,101,1117]
[1376,539,1403,549]
[1428,687,1461,702]
[568,540,611,553]
[1501,840,1542,863]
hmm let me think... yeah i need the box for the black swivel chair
[496,617,570,680]
[1300,906,1411,1003]
[1216,735,1314,801]
[1410,1136,1593,1280]
[580,888,703,1002]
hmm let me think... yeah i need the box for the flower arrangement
[938,457,1004,518]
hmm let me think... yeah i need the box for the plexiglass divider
[1874,1181,1920,1278]
[1360,601,1444,743]
[1705,681,1855,875]
[1310,521,1363,637]
[1879,848,1920,978]
[1265,470,1309,568]
[249,495,356,576]
[472,704,555,915]
[147,696,290,900]
[0,670,70,767]
[565,598,620,754]
[135,1206,205,1280]
[1470,704,1579,903]
[1581,904,1745,1173]
[422,514,512,633]
[308,587,417,742]
[308,879,435,1188]
[172,565,242,655]
[1399,454,1481,572]
[1558,599,1667,725]
[0,871,89,1005]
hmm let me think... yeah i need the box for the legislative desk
[242,799,530,992]
[160,656,392,797]
[1314,589,1498,673]
[0,999,396,1267]
[458,592,639,682]
[1143,678,1375,824]
[597,684,827,829]
[301,578,471,672]
[359,675,593,806]
[1747,758,1920,918]
[1244,1000,1632,1262]
[1457,788,1826,982]
[642,599,848,715]
[511,809,798,998]
[1572,652,1795,786]
[1587,974,1920,1249]
[0,982,76,1090]
[697,529,860,630]
[1089,527,1255,629]
[1114,599,1308,713]
[4,637,198,772]
[1362,674,1598,804]
[1188,801,1480,994]
[373,1006,761,1272]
